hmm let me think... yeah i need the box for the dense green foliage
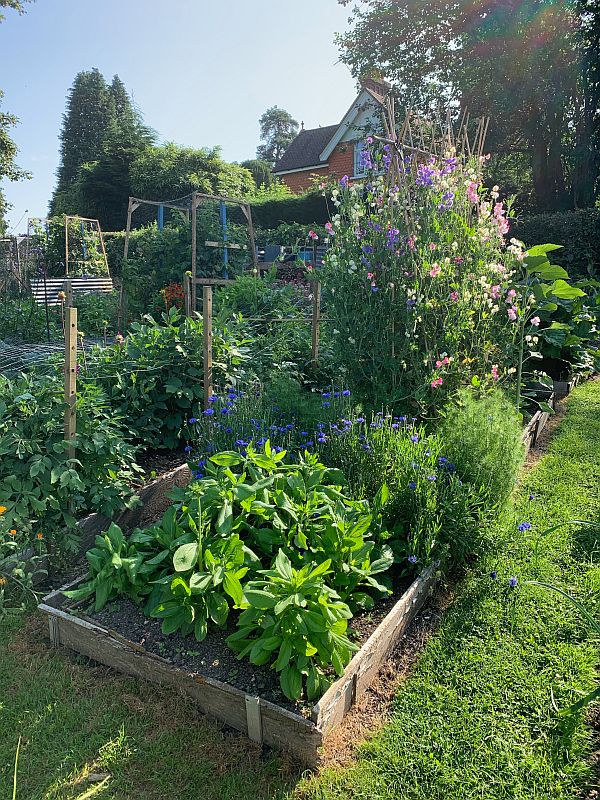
[438,389,525,508]
[84,309,252,449]
[0,371,141,549]
[513,208,600,279]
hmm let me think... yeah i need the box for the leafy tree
[50,69,116,215]
[336,0,599,212]
[241,158,274,189]
[256,106,298,166]
[0,0,32,234]
[130,143,255,201]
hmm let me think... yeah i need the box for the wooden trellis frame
[122,192,259,314]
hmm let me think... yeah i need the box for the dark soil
[135,448,187,484]
[86,576,410,716]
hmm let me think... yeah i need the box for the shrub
[85,308,253,449]
[437,388,525,510]
[0,371,141,550]
[76,291,120,338]
[513,209,600,280]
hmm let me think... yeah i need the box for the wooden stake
[203,285,213,408]
[183,273,192,317]
[311,281,321,366]
[64,305,77,460]
[191,194,198,311]
[64,216,70,275]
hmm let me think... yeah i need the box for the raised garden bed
[39,564,437,764]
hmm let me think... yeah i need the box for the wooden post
[203,285,213,408]
[64,304,77,460]
[241,203,259,275]
[311,280,321,366]
[119,198,135,332]
[191,194,198,311]
[64,216,70,275]
[183,273,192,317]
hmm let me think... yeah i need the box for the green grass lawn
[1,381,598,800]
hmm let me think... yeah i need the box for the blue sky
[0,0,357,232]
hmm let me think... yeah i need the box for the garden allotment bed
[38,463,438,765]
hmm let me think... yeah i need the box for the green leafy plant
[227,550,357,701]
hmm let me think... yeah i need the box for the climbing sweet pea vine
[320,141,551,414]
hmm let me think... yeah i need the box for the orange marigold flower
[0,505,7,515]
[0,576,7,587]
[9,529,17,536]
[36,532,44,540]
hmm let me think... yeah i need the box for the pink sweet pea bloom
[325,222,334,235]
[450,291,459,302]
[506,288,517,302]
[491,285,501,300]
[367,272,375,279]
[491,364,499,381]
[508,306,518,321]
[429,264,441,278]
[467,181,479,204]
[530,316,540,327]
[431,377,444,389]
[308,230,319,240]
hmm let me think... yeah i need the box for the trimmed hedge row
[229,191,330,228]
[513,208,600,279]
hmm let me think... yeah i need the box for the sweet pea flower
[530,316,540,327]
[491,285,501,300]
[431,377,444,388]
[506,288,517,302]
[429,264,441,278]
[491,364,499,381]
[508,306,518,321]
[467,181,479,204]
[450,291,459,302]
[325,222,334,235]
[308,230,318,240]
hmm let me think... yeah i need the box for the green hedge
[230,191,330,228]
[513,208,600,279]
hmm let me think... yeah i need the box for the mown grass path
[293,379,600,800]
[1,381,598,799]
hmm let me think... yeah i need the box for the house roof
[274,124,339,173]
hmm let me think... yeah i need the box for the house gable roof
[273,125,339,173]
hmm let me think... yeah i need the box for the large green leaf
[173,542,199,572]
[549,280,586,300]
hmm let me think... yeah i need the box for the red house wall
[278,141,358,194]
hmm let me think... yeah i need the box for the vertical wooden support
[64,216,70,275]
[219,200,229,278]
[203,285,213,409]
[183,273,192,317]
[64,305,77,460]
[119,197,135,333]
[311,280,321,366]
[245,696,263,744]
[191,194,199,311]
[241,203,259,275]
[63,278,74,308]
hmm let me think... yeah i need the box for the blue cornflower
[273,446,283,453]
[342,389,351,396]
[317,423,325,430]
[184,445,193,454]
[529,493,535,501]
[323,402,331,408]
[225,427,233,434]
[371,286,379,293]
[197,460,206,468]
[235,439,248,447]
[334,391,340,398]
[408,555,418,564]
[408,481,417,490]
[508,576,518,588]
[356,416,366,424]
[208,395,218,403]
[286,423,295,430]
[194,470,204,480]
[322,392,331,398]
[399,416,407,423]
[203,408,215,416]
[427,475,437,482]
[517,522,532,532]
[438,456,448,465]
[410,434,419,443]
[221,408,231,415]
[490,571,497,579]
[362,443,371,451]
[306,440,314,447]
[425,450,431,457]
[188,417,198,424]
[317,436,327,444]
[392,423,399,430]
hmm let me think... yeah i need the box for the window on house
[353,141,366,177]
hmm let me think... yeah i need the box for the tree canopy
[256,106,299,166]
[337,0,599,212]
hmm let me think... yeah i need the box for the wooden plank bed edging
[311,563,438,736]
[39,564,438,764]
[38,583,322,765]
